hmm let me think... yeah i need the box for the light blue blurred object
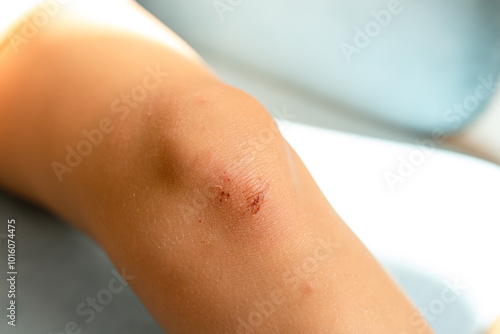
[138,0,500,133]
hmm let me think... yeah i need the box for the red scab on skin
[210,168,268,215]
[195,96,210,106]
[217,187,231,203]
[249,191,264,214]
[303,283,314,295]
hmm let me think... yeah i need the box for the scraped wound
[249,191,264,214]
[212,170,268,216]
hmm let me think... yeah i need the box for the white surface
[282,122,500,333]
[0,1,38,48]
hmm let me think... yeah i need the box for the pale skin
[0,2,434,333]
[489,317,500,334]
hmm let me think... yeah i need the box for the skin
[489,317,500,334]
[0,2,434,333]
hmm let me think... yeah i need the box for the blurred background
[137,0,500,144]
